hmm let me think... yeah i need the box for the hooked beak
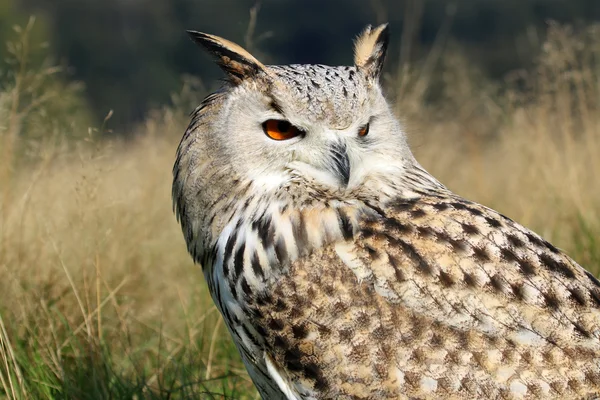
[329,141,350,187]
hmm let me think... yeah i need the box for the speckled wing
[249,195,600,399]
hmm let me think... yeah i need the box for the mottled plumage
[173,24,600,399]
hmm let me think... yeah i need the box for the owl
[172,24,600,399]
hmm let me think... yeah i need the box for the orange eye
[358,123,370,137]
[262,119,303,141]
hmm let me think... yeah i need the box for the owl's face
[181,26,417,202]
[216,63,411,193]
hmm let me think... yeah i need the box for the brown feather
[353,24,389,80]
[246,196,600,398]
[187,30,269,84]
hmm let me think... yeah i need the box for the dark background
[3,0,600,131]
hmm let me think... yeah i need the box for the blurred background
[2,0,599,130]
[2,1,600,398]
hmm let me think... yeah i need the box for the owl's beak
[328,141,350,187]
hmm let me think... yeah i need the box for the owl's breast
[207,194,600,399]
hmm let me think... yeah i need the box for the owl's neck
[352,161,448,202]
[201,162,448,273]
[205,185,372,294]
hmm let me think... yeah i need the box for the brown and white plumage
[173,24,600,399]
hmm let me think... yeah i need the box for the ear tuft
[187,30,268,84]
[353,24,389,80]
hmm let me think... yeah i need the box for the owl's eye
[263,119,303,141]
[358,123,370,137]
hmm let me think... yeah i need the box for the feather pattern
[204,191,600,399]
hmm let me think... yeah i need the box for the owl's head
[174,25,435,255]
[183,24,420,191]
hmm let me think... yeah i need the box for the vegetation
[1,10,600,400]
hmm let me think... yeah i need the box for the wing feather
[247,196,600,399]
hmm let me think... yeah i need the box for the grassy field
[1,21,600,399]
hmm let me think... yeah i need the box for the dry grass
[0,20,599,400]
[404,22,600,262]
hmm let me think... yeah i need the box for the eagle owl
[173,24,600,399]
